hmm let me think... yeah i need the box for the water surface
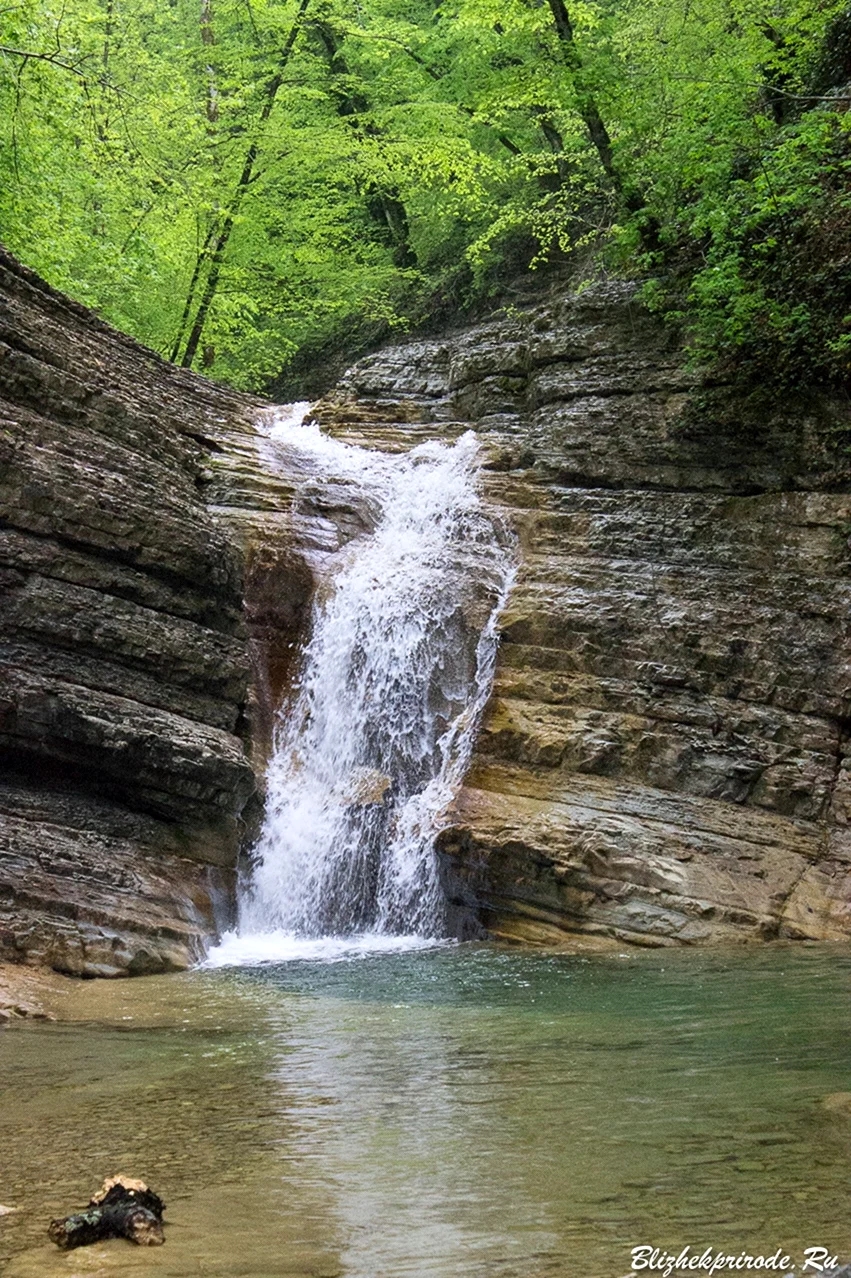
[1,943,850,1277]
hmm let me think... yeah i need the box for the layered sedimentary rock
[0,249,258,974]
[314,283,851,945]
[3,245,849,959]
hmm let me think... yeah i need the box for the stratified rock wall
[3,247,848,960]
[0,249,259,974]
[315,282,851,946]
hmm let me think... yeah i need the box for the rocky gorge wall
[2,248,850,968]
[0,247,430,976]
[0,249,260,975]
[313,283,851,946]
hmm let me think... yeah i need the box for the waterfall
[208,404,514,963]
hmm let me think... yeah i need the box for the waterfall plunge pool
[4,413,846,1275]
[1,942,850,1277]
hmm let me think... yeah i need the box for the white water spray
[207,404,513,965]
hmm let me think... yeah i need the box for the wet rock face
[316,282,851,945]
[198,409,376,777]
[0,249,259,975]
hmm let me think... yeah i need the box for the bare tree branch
[0,43,127,95]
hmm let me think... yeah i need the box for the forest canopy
[1,0,849,392]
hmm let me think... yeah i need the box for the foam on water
[206,403,514,967]
[202,930,449,967]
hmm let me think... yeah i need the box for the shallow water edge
[1,942,850,1278]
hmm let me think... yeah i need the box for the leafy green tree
[2,0,848,393]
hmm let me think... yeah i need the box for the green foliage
[620,1,851,392]
[1,0,849,392]
[676,110,851,389]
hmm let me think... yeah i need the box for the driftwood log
[48,1176,165,1249]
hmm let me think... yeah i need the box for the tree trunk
[314,21,417,268]
[170,219,218,363]
[180,0,311,368]
[102,0,113,72]
[170,0,221,363]
[545,0,618,185]
[544,0,649,216]
[532,106,569,191]
[201,0,219,127]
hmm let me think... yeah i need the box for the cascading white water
[208,404,514,964]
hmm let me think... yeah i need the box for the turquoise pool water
[1,942,849,1277]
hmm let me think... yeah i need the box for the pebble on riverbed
[822,1092,851,1116]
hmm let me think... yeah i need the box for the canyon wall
[3,249,849,964]
[0,249,259,975]
[315,282,851,945]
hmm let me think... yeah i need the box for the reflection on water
[1,944,850,1277]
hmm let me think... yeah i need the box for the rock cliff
[313,283,851,945]
[0,249,258,974]
[3,250,849,962]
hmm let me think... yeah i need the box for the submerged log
[48,1176,165,1249]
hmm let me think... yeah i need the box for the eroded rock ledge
[312,283,851,945]
[0,249,260,974]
